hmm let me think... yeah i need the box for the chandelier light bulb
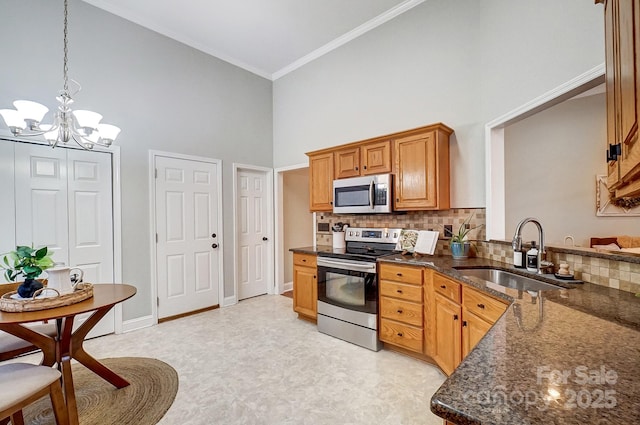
[13,100,49,125]
[0,109,27,133]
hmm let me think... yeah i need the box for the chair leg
[10,411,25,425]
[49,381,69,425]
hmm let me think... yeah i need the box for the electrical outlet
[444,225,453,237]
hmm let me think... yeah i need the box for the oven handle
[317,258,377,273]
[369,180,375,210]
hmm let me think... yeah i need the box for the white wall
[273,0,605,208]
[0,0,273,320]
[283,169,313,283]
[504,93,637,247]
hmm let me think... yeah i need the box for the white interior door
[14,143,115,337]
[155,155,221,319]
[14,143,70,266]
[0,143,15,284]
[237,169,272,300]
[67,149,115,337]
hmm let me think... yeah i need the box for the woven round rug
[23,357,178,425]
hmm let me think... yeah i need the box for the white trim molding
[485,64,605,241]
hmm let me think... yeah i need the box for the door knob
[211,243,218,249]
[211,233,217,238]
[262,237,268,241]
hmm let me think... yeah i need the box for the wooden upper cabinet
[361,140,392,175]
[334,141,393,179]
[334,147,361,179]
[308,152,334,212]
[394,125,452,211]
[603,0,640,197]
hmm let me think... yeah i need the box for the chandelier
[0,0,120,150]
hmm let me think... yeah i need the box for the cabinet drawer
[293,253,317,268]
[379,318,424,353]
[463,287,508,324]
[433,273,461,303]
[379,263,423,285]
[380,296,423,326]
[379,280,423,302]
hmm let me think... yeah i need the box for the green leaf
[35,246,48,260]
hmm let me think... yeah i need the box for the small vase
[450,242,470,259]
[17,278,43,298]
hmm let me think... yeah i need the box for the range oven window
[317,263,377,314]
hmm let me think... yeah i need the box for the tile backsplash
[316,208,640,294]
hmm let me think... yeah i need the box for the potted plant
[449,214,483,260]
[1,245,55,298]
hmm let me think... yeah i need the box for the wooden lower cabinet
[462,309,492,358]
[378,263,424,354]
[292,253,317,320]
[432,292,462,376]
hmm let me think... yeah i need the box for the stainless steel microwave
[333,174,393,214]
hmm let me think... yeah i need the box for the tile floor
[15,294,447,425]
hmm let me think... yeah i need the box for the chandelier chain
[63,0,69,94]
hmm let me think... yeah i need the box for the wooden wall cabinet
[394,125,452,211]
[306,123,452,212]
[292,253,318,320]
[378,263,425,354]
[308,152,334,212]
[334,140,393,179]
[602,0,640,198]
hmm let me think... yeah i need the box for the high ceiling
[82,0,424,80]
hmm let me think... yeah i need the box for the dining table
[0,283,136,425]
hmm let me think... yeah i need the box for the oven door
[317,257,378,315]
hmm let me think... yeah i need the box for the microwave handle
[369,180,375,209]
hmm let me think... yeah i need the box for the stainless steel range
[316,227,401,351]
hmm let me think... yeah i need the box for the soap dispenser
[526,241,539,272]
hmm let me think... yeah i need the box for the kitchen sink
[455,268,564,291]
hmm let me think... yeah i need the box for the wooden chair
[0,363,69,425]
[0,283,58,362]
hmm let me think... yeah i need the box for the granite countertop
[381,254,640,425]
[292,247,640,424]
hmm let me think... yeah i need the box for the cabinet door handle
[463,321,468,327]
[355,166,358,171]
[363,165,367,170]
[453,314,459,321]
[440,285,446,289]
[313,275,316,279]
[397,309,403,314]
[477,303,485,309]
[396,289,403,294]
[397,332,403,337]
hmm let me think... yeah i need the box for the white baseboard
[283,281,293,292]
[223,295,238,307]
[121,315,155,333]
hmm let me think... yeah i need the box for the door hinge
[155,168,158,178]
[157,297,159,307]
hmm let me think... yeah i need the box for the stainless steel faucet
[512,217,545,275]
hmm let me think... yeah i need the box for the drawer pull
[396,273,403,277]
[477,303,486,309]
[397,332,403,337]
[397,309,403,314]
[396,289,403,294]
[302,259,306,262]
[440,285,446,289]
